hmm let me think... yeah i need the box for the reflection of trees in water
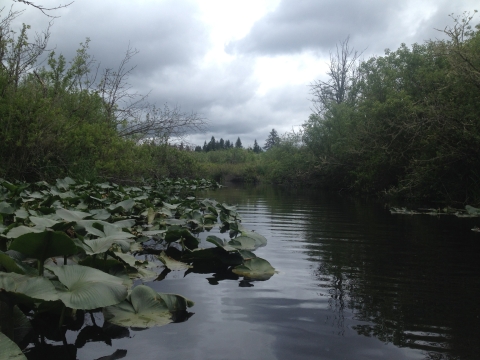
[300,193,480,360]
[317,263,347,335]
[208,184,479,359]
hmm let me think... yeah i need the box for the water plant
[0,177,275,357]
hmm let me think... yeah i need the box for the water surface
[71,184,480,359]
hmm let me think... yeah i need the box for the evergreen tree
[235,137,243,148]
[253,139,262,153]
[264,129,280,150]
[202,141,207,152]
[225,139,231,148]
[207,136,216,151]
[195,145,202,152]
[219,138,225,150]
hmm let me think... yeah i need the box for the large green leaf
[232,258,276,280]
[28,216,59,228]
[5,226,44,239]
[0,302,32,345]
[0,331,27,360]
[0,251,37,276]
[227,236,257,250]
[46,265,127,310]
[0,272,59,302]
[56,208,91,222]
[240,230,267,247]
[9,231,77,264]
[103,285,193,328]
[207,235,238,252]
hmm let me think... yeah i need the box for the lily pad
[103,285,191,328]
[232,258,275,280]
[0,272,59,302]
[9,231,77,268]
[46,265,128,310]
[56,208,91,222]
[0,332,27,360]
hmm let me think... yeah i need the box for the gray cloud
[15,0,208,73]
[227,0,479,57]
[7,0,479,150]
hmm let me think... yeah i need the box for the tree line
[290,11,480,203]
[0,5,205,181]
[195,129,281,153]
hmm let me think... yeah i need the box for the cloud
[227,0,479,57]
[14,0,209,73]
[8,0,479,150]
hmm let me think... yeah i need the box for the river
[72,183,480,360]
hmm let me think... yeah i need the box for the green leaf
[0,202,14,215]
[0,332,27,360]
[5,226,44,239]
[0,272,59,302]
[232,258,276,280]
[240,230,267,247]
[207,235,237,252]
[56,208,91,222]
[0,303,32,345]
[227,236,257,250]
[103,285,192,328]
[465,205,480,215]
[46,265,128,310]
[89,209,111,220]
[0,251,37,276]
[9,231,77,264]
[29,216,59,228]
[158,251,192,271]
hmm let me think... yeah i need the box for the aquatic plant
[0,177,275,357]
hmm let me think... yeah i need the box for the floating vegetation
[0,177,275,357]
[390,205,480,232]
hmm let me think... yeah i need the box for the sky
[7,0,479,148]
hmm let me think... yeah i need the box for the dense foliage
[0,7,203,183]
[301,12,480,203]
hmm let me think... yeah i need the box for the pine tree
[235,137,243,148]
[264,129,280,150]
[253,139,262,153]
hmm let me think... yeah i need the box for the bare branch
[12,0,73,18]
[310,37,363,114]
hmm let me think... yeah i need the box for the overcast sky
[9,0,479,148]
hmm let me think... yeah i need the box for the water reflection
[26,184,479,359]
[206,183,480,360]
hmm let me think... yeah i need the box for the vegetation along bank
[1,7,479,204]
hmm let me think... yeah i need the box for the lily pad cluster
[0,177,275,358]
[390,205,480,232]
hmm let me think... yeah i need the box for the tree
[94,45,206,142]
[263,129,280,150]
[206,136,216,151]
[309,37,362,114]
[253,139,262,153]
[235,137,242,148]
[0,7,51,94]
[225,139,231,148]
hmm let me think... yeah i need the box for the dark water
[54,184,480,359]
